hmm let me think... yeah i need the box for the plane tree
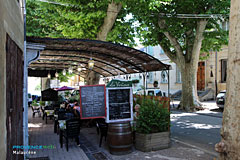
[128,0,230,111]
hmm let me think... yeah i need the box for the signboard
[80,85,106,119]
[106,87,133,123]
[41,88,58,101]
[106,79,132,88]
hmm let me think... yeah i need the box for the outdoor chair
[43,105,54,124]
[54,107,60,133]
[60,118,81,151]
[31,105,41,117]
[96,119,108,147]
[56,110,66,134]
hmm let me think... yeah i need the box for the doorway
[197,62,205,91]
[6,34,24,160]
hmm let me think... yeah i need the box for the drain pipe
[22,0,28,159]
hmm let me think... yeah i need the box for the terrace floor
[28,108,215,160]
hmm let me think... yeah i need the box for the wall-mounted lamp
[210,65,214,77]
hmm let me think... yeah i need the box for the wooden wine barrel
[107,122,133,155]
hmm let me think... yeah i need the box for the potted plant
[135,98,170,152]
[31,100,39,107]
[39,101,46,107]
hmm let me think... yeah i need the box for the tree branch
[158,18,184,62]
[97,1,122,41]
[191,19,208,64]
[157,33,177,63]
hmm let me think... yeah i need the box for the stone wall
[0,0,24,159]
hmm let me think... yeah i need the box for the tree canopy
[127,0,230,111]
[26,0,136,46]
[129,0,230,58]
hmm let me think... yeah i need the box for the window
[161,71,168,83]
[176,66,182,83]
[221,59,227,83]
[148,72,153,83]
[146,46,154,56]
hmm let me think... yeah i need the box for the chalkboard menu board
[80,85,106,119]
[106,87,133,123]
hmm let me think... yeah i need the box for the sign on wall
[80,85,106,119]
[106,87,133,123]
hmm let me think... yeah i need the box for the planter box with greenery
[135,98,170,152]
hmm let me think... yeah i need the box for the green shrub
[32,100,39,106]
[136,98,170,134]
[39,101,45,106]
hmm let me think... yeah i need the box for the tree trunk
[41,77,50,90]
[86,71,100,85]
[178,62,200,112]
[158,19,207,111]
[86,1,122,85]
[215,0,240,159]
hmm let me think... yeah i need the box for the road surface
[170,110,222,156]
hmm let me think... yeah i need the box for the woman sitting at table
[73,100,81,118]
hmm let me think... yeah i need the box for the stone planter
[135,131,170,152]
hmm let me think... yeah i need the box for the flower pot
[135,131,170,152]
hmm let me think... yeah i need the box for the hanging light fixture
[77,65,82,72]
[55,71,59,78]
[88,58,94,70]
[47,71,51,79]
[63,69,66,75]
[68,66,73,74]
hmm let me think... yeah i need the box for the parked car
[134,89,166,97]
[216,90,226,109]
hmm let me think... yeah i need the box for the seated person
[73,100,81,118]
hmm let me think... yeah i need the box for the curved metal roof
[27,37,170,78]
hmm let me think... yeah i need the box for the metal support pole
[168,69,170,97]
[22,1,28,159]
[143,72,146,96]
[215,50,218,97]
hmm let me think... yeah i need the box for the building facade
[0,1,24,159]
[132,44,228,98]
